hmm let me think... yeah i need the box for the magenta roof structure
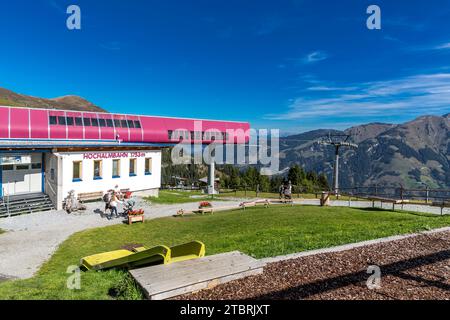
[0,106,250,145]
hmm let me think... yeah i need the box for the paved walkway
[0,198,242,280]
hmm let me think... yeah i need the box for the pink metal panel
[30,109,49,139]
[66,111,84,139]
[10,108,29,138]
[98,113,115,140]
[49,110,66,139]
[112,114,129,142]
[126,114,142,142]
[140,116,168,143]
[0,107,9,138]
[82,112,100,140]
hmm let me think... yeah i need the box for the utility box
[320,192,330,206]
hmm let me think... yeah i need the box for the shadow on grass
[252,249,450,300]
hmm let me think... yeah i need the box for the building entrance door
[1,154,43,196]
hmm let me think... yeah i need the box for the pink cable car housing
[0,106,250,144]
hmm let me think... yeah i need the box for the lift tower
[318,133,358,196]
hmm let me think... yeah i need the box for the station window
[91,118,99,127]
[57,116,66,125]
[134,120,141,128]
[66,117,74,126]
[112,159,120,178]
[145,158,152,175]
[1,164,13,171]
[83,118,91,126]
[16,164,30,170]
[93,160,102,179]
[31,163,42,169]
[73,161,82,181]
[127,120,135,128]
[75,117,83,126]
[49,116,57,125]
[129,158,137,176]
[106,119,114,127]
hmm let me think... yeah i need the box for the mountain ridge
[0,87,106,112]
[279,114,450,188]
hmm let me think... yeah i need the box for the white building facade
[0,144,163,210]
[46,149,161,209]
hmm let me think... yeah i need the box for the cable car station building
[0,106,249,211]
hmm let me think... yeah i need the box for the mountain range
[279,114,449,188]
[0,87,105,112]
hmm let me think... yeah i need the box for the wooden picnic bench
[78,191,104,203]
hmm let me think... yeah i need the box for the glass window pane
[145,158,152,174]
[121,120,128,128]
[114,119,121,127]
[112,159,120,177]
[58,116,66,125]
[75,117,83,126]
[49,116,57,125]
[31,163,42,169]
[134,120,141,128]
[129,159,136,175]
[73,161,81,180]
[83,118,91,126]
[99,119,106,127]
[93,160,102,178]
[127,120,135,128]
[91,118,99,127]
[106,119,113,127]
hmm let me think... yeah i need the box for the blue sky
[1,0,450,133]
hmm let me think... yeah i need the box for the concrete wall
[44,152,59,206]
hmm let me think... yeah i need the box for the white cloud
[302,51,328,64]
[266,73,450,120]
[435,42,450,50]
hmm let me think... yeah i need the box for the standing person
[279,184,284,199]
[114,184,122,200]
[285,181,292,200]
[109,191,122,218]
[103,190,112,215]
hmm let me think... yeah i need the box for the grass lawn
[0,205,449,300]
[0,229,4,235]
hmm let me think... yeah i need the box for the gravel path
[179,230,450,300]
[0,198,243,279]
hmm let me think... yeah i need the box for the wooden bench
[78,191,104,203]
[240,200,270,209]
[197,207,214,214]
